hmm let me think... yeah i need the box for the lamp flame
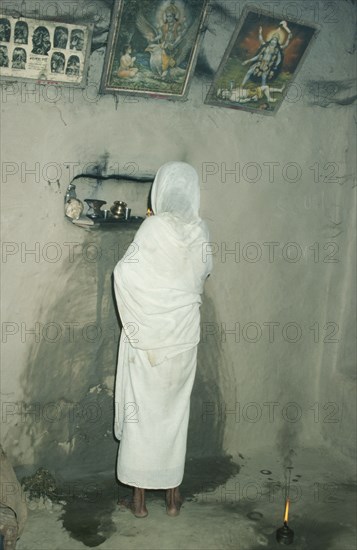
[277,498,294,544]
[283,499,290,523]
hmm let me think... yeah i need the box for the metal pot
[110,201,127,219]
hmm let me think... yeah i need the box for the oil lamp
[276,498,294,545]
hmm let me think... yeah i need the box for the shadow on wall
[19,227,129,480]
[187,295,226,458]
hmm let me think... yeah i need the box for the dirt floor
[16,447,356,550]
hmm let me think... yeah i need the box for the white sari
[113,162,212,489]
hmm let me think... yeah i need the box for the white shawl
[114,161,212,366]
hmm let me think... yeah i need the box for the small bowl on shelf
[84,199,107,219]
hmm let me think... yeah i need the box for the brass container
[110,201,127,219]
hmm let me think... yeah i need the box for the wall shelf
[69,216,145,230]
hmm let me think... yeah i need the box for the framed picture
[205,7,318,115]
[101,0,209,99]
[0,14,93,87]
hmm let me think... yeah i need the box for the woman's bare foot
[166,486,183,517]
[118,487,148,518]
[133,487,148,517]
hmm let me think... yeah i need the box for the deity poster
[0,15,92,87]
[101,0,209,99]
[205,8,318,115]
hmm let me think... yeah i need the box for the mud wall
[1,0,355,477]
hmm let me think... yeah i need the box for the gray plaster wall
[1,0,356,477]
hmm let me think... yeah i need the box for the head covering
[150,161,200,223]
[114,161,212,367]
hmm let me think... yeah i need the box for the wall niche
[64,175,153,229]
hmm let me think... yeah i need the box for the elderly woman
[113,161,212,517]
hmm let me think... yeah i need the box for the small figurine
[65,197,84,220]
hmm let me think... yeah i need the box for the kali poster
[205,8,318,115]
